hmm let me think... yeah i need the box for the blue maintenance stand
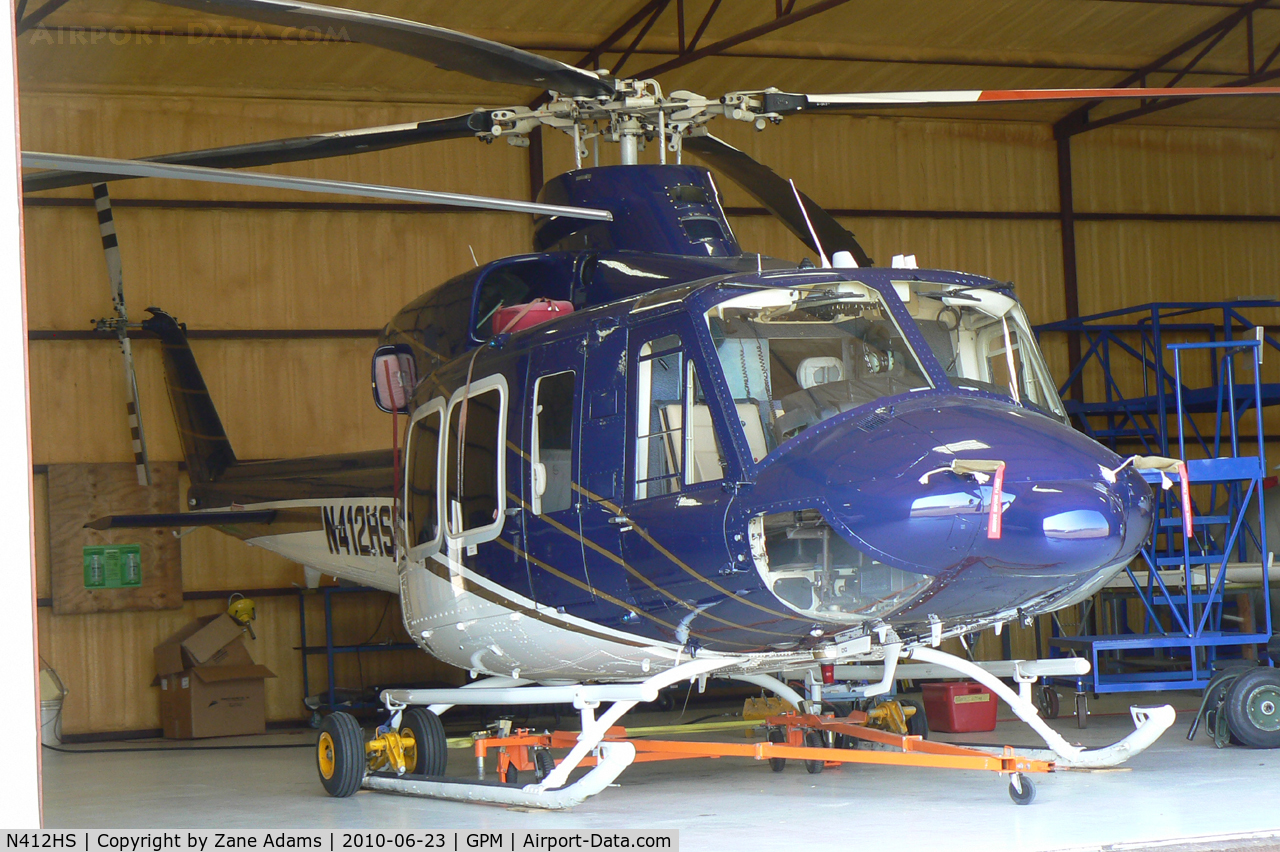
[1035,301,1280,456]
[1047,337,1273,693]
[298,585,417,716]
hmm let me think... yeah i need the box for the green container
[83,544,143,589]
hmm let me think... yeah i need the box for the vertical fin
[93,183,152,486]
[140,308,237,483]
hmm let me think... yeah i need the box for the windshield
[705,283,933,456]
[902,282,1066,420]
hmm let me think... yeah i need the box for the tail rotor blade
[93,183,152,487]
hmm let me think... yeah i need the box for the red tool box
[921,681,998,732]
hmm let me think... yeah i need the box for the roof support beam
[612,0,673,76]
[634,0,856,78]
[1057,136,1085,404]
[576,0,669,72]
[15,0,72,34]
[1056,0,1276,137]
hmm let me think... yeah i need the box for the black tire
[1036,687,1061,720]
[533,748,556,781]
[1224,669,1280,749]
[767,728,787,772]
[803,730,825,775]
[901,698,929,739]
[1008,774,1036,806]
[402,708,448,776]
[316,712,364,798]
[502,762,519,785]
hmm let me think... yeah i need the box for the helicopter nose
[812,396,1154,578]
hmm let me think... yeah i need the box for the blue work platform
[1041,335,1273,693]
[1035,301,1280,456]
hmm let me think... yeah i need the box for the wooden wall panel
[38,592,456,735]
[1073,126,1280,216]
[29,338,397,464]
[47,463,182,614]
[24,205,532,331]
[1075,220,1280,316]
[19,94,533,203]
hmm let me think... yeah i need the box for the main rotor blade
[22,152,614,221]
[23,112,495,194]
[684,134,872,267]
[150,0,613,98]
[754,86,1280,114]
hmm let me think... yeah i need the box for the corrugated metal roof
[17,0,1280,128]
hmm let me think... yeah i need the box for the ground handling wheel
[1035,686,1060,719]
[767,728,787,772]
[1224,669,1280,749]
[533,747,556,781]
[803,730,825,775]
[401,708,449,775]
[317,712,365,798]
[901,698,929,738]
[1008,773,1036,805]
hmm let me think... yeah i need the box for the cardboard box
[154,614,246,675]
[154,614,275,738]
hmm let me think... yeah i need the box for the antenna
[468,245,479,267]
[789,179,829,268]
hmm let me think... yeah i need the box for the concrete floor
[42,693,1280,850]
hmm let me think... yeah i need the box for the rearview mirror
[371,345,416,413]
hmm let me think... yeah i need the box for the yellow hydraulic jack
[365,727,417,775]
[865,699,918,736]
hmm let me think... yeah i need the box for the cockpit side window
[634,333,726,500]
[474,271,532,340]
[705,284,933,450]
[900,281,1067,420]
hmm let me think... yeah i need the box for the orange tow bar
[475,711,1054,782]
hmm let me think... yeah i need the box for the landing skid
[323,647,1175,809]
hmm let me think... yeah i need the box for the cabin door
[522,337,596,614]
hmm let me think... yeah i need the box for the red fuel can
[492,299,574,335]
[921,681,998,732]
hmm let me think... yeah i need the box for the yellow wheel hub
[317,731,337,780]
[365,728,417,775]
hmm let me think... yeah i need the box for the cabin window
[405,400,444,556]
[635,334,725,500]
[444,376,508,542]
[532,371,575,515]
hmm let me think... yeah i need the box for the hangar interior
[16,0,1280,844]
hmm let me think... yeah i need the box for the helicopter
[23,0,1280,810]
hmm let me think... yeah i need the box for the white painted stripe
[808,90,984,106]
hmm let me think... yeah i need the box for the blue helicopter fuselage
[386,265,1154,658]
